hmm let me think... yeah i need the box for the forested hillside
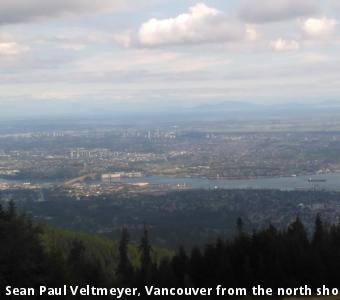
[14,188,340,248]
[0,201,170,299]
[1,200,340,299]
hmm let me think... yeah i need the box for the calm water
[0,178,18,184]
[119,173,340,191]
[2,173,340,191]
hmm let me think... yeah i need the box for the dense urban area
[2,114,340,247]
[2,116,340,195]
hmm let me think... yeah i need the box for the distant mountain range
[1,99,340,121]
[191,100,340,113]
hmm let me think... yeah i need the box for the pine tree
[171,246,187,286]
[117,228,133,284]
[313,213,324,246]
[236,217,244,235]
[139,225,152,283]
[188,246,204,286]
[7,199,16,220]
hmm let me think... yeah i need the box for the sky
[0,0,340,116]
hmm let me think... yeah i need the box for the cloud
[270,38,299,51]
[301,17,337,38]
[0,42,28,55]
[0,0,125,24]
[330,0,340,12]
[302,52,331,64]
[245,25,262,41]
[138,3,245,46]
[239,0,319,23]
[59,43,86,51]
[113,32,132,48]
[0,33,29,56]
[50,30,113,51]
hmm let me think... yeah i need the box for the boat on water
[308,178,327,183]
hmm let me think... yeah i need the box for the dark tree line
[117,215,340,298]
[2,200,340,299]
[0,200,53,289]
[0,201,110,299]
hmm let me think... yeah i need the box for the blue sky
[0,0,340,116]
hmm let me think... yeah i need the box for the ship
[308,178,327,183]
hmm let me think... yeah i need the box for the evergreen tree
[139,225,152,283]
[313,213,324,246]
[117,228,133,284]
[7,199,16,220]
[236,217,244,235]
[171,246,187,286]
[0,201,52,290]
[188,246,204,286]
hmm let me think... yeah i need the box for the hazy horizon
[0,0,340,118]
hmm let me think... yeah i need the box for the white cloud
[0,33,29,56]
[302,17,337,38]
[270,38,299,51]
[245,25,262,41]
[0,42,24,55]
[239,0,319,23]
[138,3,245,46]
[0,0,126,24]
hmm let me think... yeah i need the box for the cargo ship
[308,178,327,183]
